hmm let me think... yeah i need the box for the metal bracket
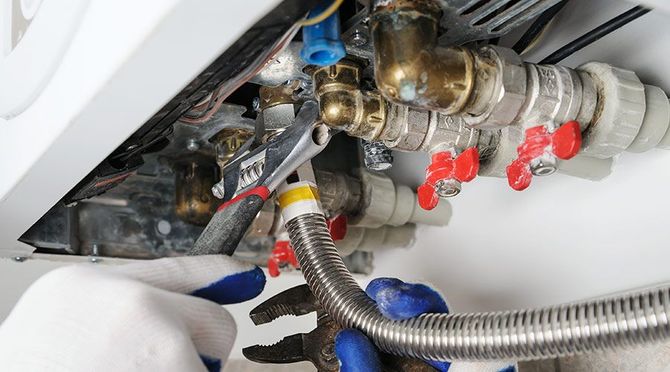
[438,0,562,45]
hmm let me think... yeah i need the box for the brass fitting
[212,128,253,170]
[312,60,494,158]
[312,61,388,141]
[370,0,476,114]
[175,161,220,226]
[258,81,302,138]
[258,80,301,111]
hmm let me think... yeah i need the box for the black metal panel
[64,0,318,204]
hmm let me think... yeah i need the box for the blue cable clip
[300,1,346,66]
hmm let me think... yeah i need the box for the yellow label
[278,185,320,208]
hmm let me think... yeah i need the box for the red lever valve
[267,215,347,278]
[267,240,299,278]
[506,121,582,191]
[327,215,347,241]
[417,147,479,210]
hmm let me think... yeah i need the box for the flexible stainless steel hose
[286,212,670,361]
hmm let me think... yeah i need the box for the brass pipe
[312,61,388,141]
[370,0,476,114]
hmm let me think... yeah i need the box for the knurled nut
[577,62,646,159]
[630,85,670,152]
[387,186,415,226]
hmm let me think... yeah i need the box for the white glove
[0,255,266,372]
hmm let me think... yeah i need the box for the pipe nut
[464,46,527,129]
[384,105,432,152]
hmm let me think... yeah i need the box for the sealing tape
[278,182,322,221]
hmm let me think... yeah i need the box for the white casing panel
[0,0,282,257]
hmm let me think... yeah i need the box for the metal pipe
[286,210,670,361]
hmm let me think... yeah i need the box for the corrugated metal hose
[285,212,670,361]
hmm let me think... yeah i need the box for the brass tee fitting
[370,0,476,114]
[312,61,388,140]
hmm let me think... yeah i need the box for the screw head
[156,220,172,236]
[435,179,461,198]
[349,30,368,47]
[530,155,558,176]
[252,97,261,112]
[186,139,200,152]
[211,181,225,199]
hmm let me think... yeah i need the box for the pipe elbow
[319,91,357,128]
[371,1,475,114]
[374,54,438,106]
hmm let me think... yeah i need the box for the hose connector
[300,1,346,67]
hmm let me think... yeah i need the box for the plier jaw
[242,284,438,372]
[242,284,341,372]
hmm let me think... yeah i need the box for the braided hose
[286,212,670,361]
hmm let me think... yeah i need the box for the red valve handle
[417,147,480,210]
[506,121,582,191]
[268,215,347,278]
[267,240,299,278]
[327,214,347,241]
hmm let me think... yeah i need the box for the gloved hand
[335,278,517,372]
[0,255,265,372]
